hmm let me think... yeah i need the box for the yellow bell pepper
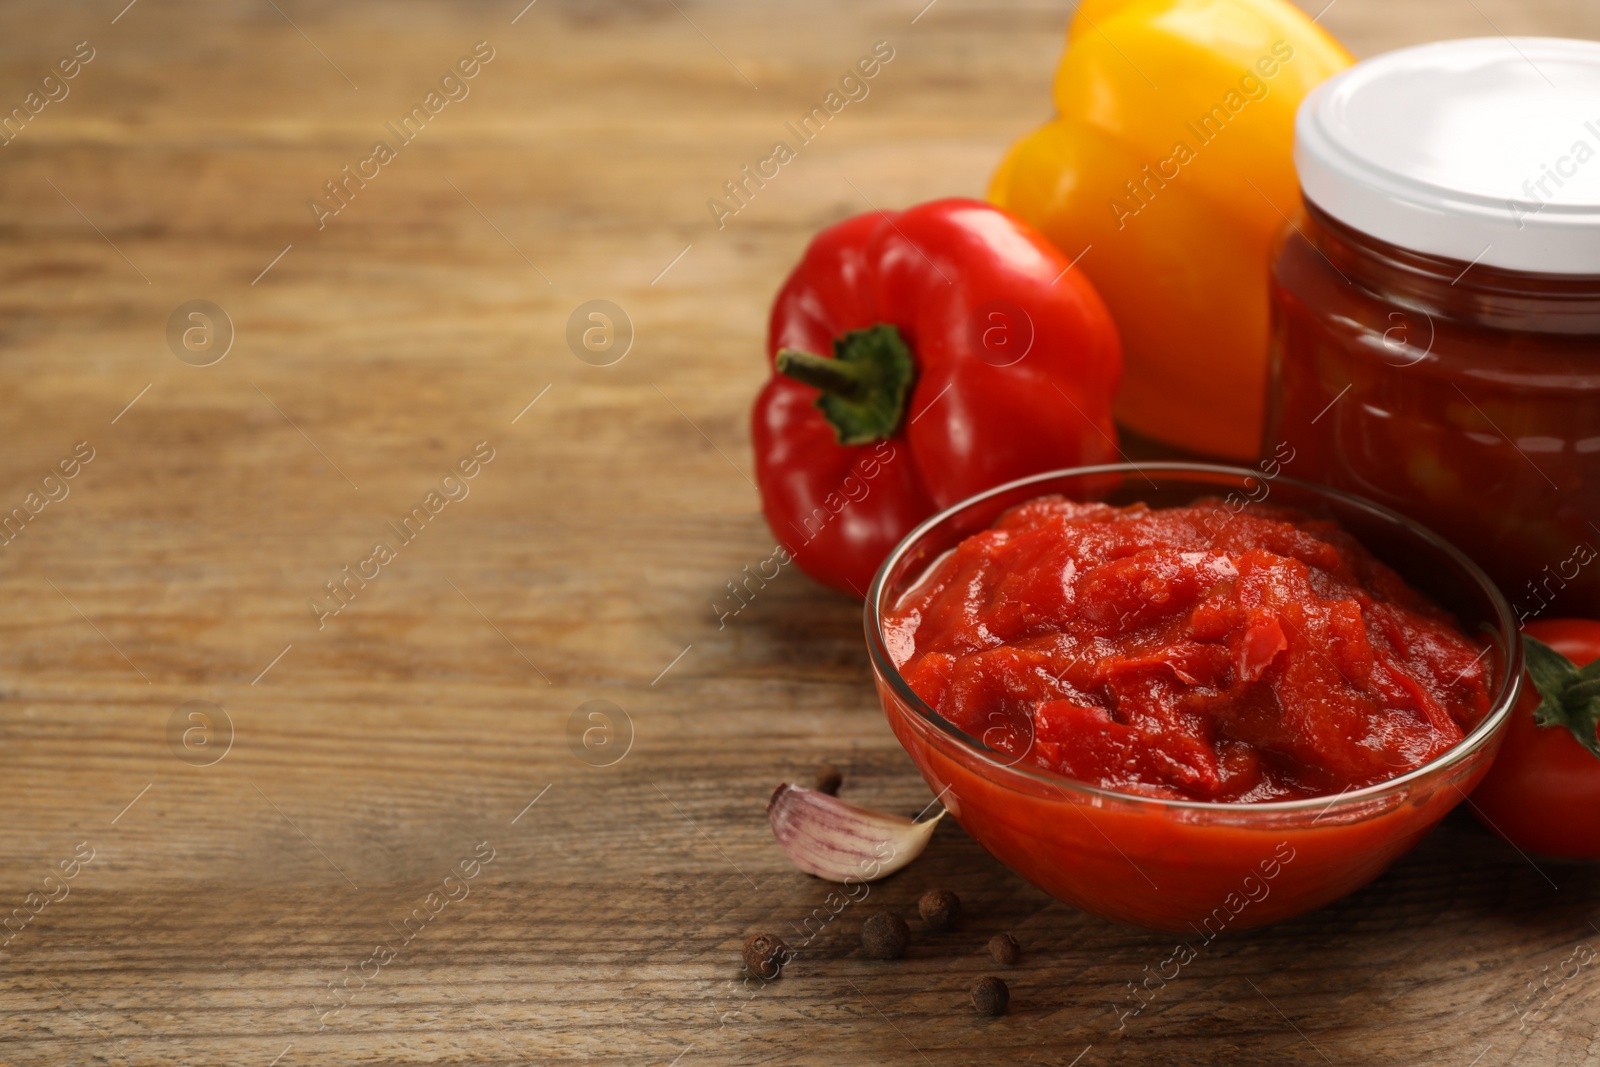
[989,0,1351,459]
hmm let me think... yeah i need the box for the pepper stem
[775,323,915,446]
[774,350,870,399]
[1524,635,1600,760]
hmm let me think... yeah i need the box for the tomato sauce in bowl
[866,465,1520,931]
[883,498,1493,803]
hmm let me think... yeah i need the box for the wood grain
[1,1,1597,1064]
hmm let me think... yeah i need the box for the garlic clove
[767,783,944,883]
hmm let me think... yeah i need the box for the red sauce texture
[883,498,1493,802]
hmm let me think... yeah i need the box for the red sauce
[1267,203,1600,622]
[883,497,1493,802]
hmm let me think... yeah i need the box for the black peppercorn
[742,933,790,979]
[815,764,843,796]
[918,889,962,932]
[988,933,1021,966]
[861,910,910,960]
[971,975,1009,1016]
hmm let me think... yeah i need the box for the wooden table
[2,1,1597,1064]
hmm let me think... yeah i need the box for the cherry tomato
[1470,619,1600,860]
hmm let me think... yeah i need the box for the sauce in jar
[1266,38,1600,620]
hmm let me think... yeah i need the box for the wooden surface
[2,1,1598,1064]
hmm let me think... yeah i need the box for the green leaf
[775,324,915,446]
[1524,634,1600,760]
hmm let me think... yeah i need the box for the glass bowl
[864,464,1522,932]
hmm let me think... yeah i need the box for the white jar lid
[1294,37,1600,276]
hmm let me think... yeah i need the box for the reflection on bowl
[865,464,1521,932]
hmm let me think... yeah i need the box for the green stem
[773,323,915,446]
[1525,635,1600,760]
[775,349,870,401]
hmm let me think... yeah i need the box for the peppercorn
[971,975,1009,1016]
[815,764,843,796]
[918,888,962,932]
[861,910,910,960]
[742,933,790,979]
[988,933,1021,966]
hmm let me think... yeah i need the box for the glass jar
[1266,37,1600,621]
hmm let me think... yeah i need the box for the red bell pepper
[752,198,1122,595]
